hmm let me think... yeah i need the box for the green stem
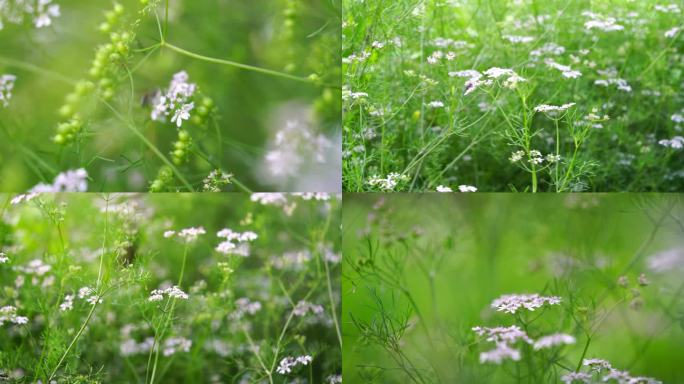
[576,336,592,372]
[161,42,328,87]
[48,298,100,381]
[100,100,194,191]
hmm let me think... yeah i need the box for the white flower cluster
[230,297,262,320]
[664,26,681,38]
[594,68,632,92]
[561,358,662,384]
[0,252,8,264]
[276,355,313,375]
[0,0,60,30]
[0,74,17,107]
[647,248,684,272]
[658,136,684,149]
[534,103,576,114]
[530,42,565,58]
[162,336,192,356]
[582,11,624,32]
[215,228,258,256]
[327,374,342,384]
[148,286,189,302]
[150,71,197,128]
[368,172,409,191]
[472,325,531,364]
[427,100,445,108]
[655,4,680,14]
[59,294,74,311]
[532,333,576,350]
[544,59,582,79]
[293,300,324,317]
[436,185,477,192]
[14,259,51,275]
[250,193,299,215]
[164,226,206,243]
[264,120,332,178]
[272,250,312,270]
[0,305,28,326]
[78,286,102,305]
[293,192,332,201]
[120,337,155,357]
[450,67,526,96]
[490,293,561,314]
[473,327,574,364]
[472,325,533,344]
[201,169,233,192]
[503,35,534,44]
[510,150,560,165]
[20,168,88,194]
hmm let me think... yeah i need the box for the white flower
[150,71,197,126]
[0,252,8,264]
[78,286,102,305]
[0,306,29,326]
[583,358,612,372]
[59,295,74,312]
[33,0,60,28]
[171,102,194,127]
[503,35,534,44]
[658,136,684,149]
[664,26,680,38]
[473,325,533,344]
[166,227,206,242]
[458,185,477,192]
[509,150,525,162]
[368,172,409,191]
[262,120,333,178]
[0,74,17,107]
[276,355,313,375]
[583,12,624,32]
[436,185,453,192]
[163,337,192,356]
[490,293,561,314]
[479,343,521,364]
[655,4,681,14]
[149,286,189,302]
[230,298,262,320]
[533,333,576,350]
[24,168,88,193]
[484,67,514,79]
[545,154,561,163]
[561,372,592,384]
[647,248,684,272]
[293,300,324,317]
[534,103,576,113]
[427,100,444,108]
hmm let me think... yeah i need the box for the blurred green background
[342,194,684,383]
[0,0,341,192]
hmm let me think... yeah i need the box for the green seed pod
[98,22,111,33]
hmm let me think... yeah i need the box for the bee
[140,89,160,108]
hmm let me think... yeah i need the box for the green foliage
[0,193,341,383]
[0,0,341,192]
[342,194,684,383]
[342,0,684,192]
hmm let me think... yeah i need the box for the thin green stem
[100,100,194,191]
[97,196,109,287]
[161,42,330,87]
[48,296,101,381]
